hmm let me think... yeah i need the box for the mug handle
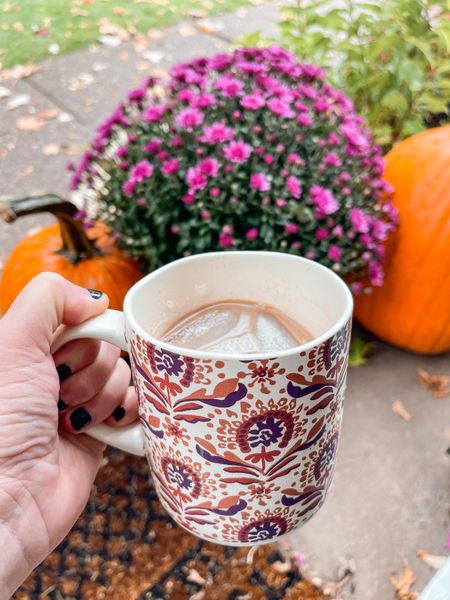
[51,309,145,457]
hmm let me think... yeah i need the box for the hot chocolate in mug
[53,251,353,546]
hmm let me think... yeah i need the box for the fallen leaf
[57,112,73,123]
[390,562,418,600]
[18,165,34,177]
[417,549,447,570]
[136,60,151,71]
[61,143,88,156]
[16,108,59,132]
[34,27,50,37]
[92,62,108,72]
[142,49,164,63]
[246,545,257,565]
[273,560,292,573]
[187,9,207,18]
[119,51,129,61]
[0,148,9,158]
[418,368,450,398]
[71,7,88,16]
[198,20,224,33]
[0,85,11,98]
[186,569,205,586]
[42,143,60,156]
[178,23,196,37]
[146,29,163,41]
[6,93,30,110]
[13,21,24,32]
[98,18,129,41]
[133,35,148,53]
[392,400,413,422]
[0,63,39,82]
[67,72,94,91]
[48,43,60,55]
[113,6,128,15]
[98,34,122,47]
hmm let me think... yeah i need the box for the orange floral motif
[237,360,286,394]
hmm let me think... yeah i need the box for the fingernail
[70,407,92,431]
[58,398,67,411]
[56,364,71,381]
[112,406,126,422]
[87,289,103,300]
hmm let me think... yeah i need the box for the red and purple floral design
[128,318,351,545]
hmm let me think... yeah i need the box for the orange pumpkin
[0,194,142,313]
[354,125,450,354]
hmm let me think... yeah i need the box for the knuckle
[33,271,65,289]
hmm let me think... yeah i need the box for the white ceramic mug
[53,251,353,546]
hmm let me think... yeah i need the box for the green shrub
[245,0,450,148]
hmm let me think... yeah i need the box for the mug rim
[124,251,354,360]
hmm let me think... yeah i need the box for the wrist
[0,479,49,598]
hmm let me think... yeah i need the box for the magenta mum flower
[186,167,207,191]
[240,94,265,110]
[285,222,299,234]
[310,185,338,215]
[176,107,204,131]
[161,158,180,175]
[369,262,383,286]
[199,157,219,177]
[130,160,153,183]
[224,140,252,163]
[144,138,163,154]
[267,98,295,118]
[250,172,271,192]
[349,208,370,233]
[246,227,259,241]
[202,122,235,144]
[143,104,165,123]
[215,75,244,98]
[327,245,342,261]
[122,179,135,197]
[286,175,301,199]
[219,232,234,248]
[323,152,342,167]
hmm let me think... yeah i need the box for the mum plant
[70,46,397,293]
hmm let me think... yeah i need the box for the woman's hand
[0,273,138,598]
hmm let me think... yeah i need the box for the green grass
[0,0,251,69]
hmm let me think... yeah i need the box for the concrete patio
[1,5,449,598]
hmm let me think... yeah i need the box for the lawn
[0,0,252,69]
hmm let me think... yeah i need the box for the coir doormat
[15,449,325,600]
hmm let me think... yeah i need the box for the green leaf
[349,338,376,367]
[380,89,409,115]
[404,35,434,62]
[401,117,426,137]
[398,59,424,91]
[416,93,450,114]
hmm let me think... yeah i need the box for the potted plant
[70,46,398,294]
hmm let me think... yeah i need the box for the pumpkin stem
[0,194,100,264]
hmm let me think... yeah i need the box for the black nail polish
[87,288,103,300]
[112,406,126,422]
[70,407,92,431]
[56,364,71,381]
[58,398,67,411]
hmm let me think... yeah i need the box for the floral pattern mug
[53,252,353,546]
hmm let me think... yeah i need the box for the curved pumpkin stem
[0,194,100,264]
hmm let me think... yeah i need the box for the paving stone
[288,328,450,599]
[201,4,280,41]
[27,25,228,131]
